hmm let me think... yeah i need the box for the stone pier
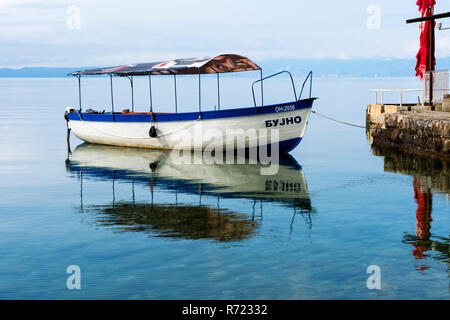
[367,95,450,159]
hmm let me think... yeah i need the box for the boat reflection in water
[86,203,259,242]
[67,143,313,242]
[371,143,449,273]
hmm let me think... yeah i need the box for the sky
[0,0,449,68]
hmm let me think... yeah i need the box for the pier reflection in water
[371,143,449,275]
[67,144,314,242]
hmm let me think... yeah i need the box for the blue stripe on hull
[243,137,303,154]
[279,137,303,152]
[68,98,315,122]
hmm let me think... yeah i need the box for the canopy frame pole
[76,75,82,111]
[174,74,178,113]
[127,76,134,112]
[198,68,202,118]
[148,74,157,137]
[148,75,153,113]
[216,72,220,110]
[260,69,264,106]
[109,74,115,120]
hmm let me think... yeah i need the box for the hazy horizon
[1,56,449,78]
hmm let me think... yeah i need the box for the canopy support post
[148,75,153,113]
[216,72,220,110]
[77,75,82,111]
[260,69,264,106]
[174,74,178,113]
[127,76,134,112]
[109,74,115,121]
[198,68,202,118]
[148,74,157,137]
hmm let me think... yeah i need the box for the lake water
[0,75,448,299]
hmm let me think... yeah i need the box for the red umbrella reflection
[412,177,433,272]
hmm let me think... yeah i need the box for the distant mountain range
[262,57,450,77]
[1,57,449,78]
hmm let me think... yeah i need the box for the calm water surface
[0,75,448,299]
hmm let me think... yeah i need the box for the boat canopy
[70,54,261,76]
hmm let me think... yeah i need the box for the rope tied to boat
[311,110,365,129]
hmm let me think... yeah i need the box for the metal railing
[369,88,423,106]
[423,70,450,103]
[299,71,313,100]
[252,71,297,107]
[251,70,313,108]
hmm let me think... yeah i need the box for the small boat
[65,54,316,152]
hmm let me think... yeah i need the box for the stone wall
[443,94,450,112]
[366,104,408,126]
[370,110,450,159]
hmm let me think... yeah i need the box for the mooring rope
[311,110,366,128]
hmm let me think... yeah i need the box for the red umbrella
[415,0,436,80]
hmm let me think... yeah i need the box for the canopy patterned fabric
[70,54,261,76]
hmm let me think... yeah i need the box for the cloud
[0,0,61,9]
[436,37,450,58]
[0,0,447,67]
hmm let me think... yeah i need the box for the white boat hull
[67,99,314,152]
